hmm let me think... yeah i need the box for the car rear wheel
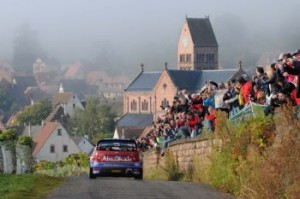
[134,169,143,180]
[89,167,96,179]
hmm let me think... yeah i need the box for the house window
[130,100,137,111]
[142,100,148,111]
[50,145,55,153]
[186,54,192,63]
[197,53,205,62]
[206,54,214,62]
[63,145,68,152]
[57,129,62,136]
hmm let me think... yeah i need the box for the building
[71,136,94,155]
[178,17,218,70]
[117,63,248,138]
[52,85,85,116]
[124,64,247,117]
[32,122,81,162]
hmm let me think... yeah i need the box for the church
[113,17,247,139]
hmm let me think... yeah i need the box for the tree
[68,97,116,142]
[15,98,52,125]
[12,23,45,74]
[0,85,19,115]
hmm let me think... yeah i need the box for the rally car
[89,138,143,180]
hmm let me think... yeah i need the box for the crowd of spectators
[137,49,300,155]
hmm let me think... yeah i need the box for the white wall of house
[35,124,80,162]
[64,95,84,115]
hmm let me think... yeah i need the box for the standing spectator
[284,49,300,97]
[203,91,215,109]
[187,112,200,138]
[265,63,280,96]
[209,82,229,114]
[238,75,252,105]
[224,81,240,117]
[253,66,268,94]
[203,106,217,132]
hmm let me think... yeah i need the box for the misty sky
[1,0,300,77]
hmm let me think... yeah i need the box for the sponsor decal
[102,155,133,162]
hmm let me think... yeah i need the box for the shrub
[33,160,55,172]
[18,136,33,147]
[0,129,16,141]
[206,103,300,198]
[65,153,89,168]
[207,107,275,195]
[162,150,184,181]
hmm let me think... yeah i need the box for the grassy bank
[145,105,300,198]
[0,174,65,199]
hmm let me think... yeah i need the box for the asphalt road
[47,176,234,199]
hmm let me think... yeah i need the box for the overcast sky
[1,0,300,76]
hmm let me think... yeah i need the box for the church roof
[167,69,242,92]
[116,113,153,127]
[125,71,161,92]
[186,17,218,47]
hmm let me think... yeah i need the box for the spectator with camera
[283,49,300,98]
[264,89,290,116]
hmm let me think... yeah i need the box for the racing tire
[89,167,96,179]
[134,169,143,180]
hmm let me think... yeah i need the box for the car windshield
[97,140,137,151]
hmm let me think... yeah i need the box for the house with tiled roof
[52,85,84,116]
[71,136,94,155]
[0,67,12,86]
[32,122,80,162]
[86,70,129,100]
[113,113,154,139]
[64,63,85,79]
[45,106,69,128]
[9,75,39,106]
[24,86,49,105]
[178,17,218,70]
[60,79,98,100]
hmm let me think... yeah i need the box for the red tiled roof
[32,122,59,156]
[86,70,129,85]
[52,92,73,107]
[86,70,110,85]
[0,67,12,83]
[65,64,82,79]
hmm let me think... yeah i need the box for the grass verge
[0,174,65,199]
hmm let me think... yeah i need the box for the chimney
[121,129,125,139]
[164,62,168,70]
[238,61,242,70]
[41,120,44,126]
[140,63,144,72]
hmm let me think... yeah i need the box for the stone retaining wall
[143,138,222,174]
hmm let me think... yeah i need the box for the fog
[1,0,300,77]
